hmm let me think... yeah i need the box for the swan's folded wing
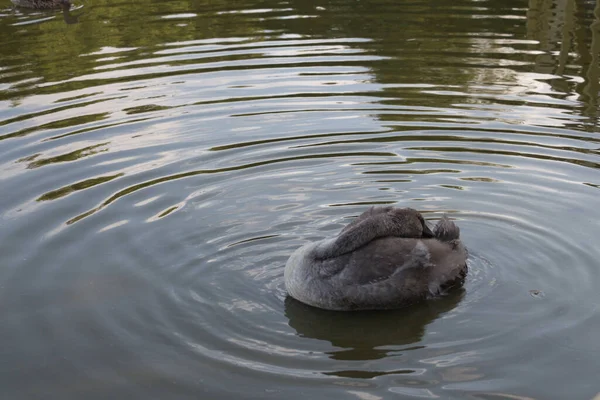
[337,237,429,286]
[340,206,393,234]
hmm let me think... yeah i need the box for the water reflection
[1,0,600,399]
[285,288,465,363]
[528,0,600,119]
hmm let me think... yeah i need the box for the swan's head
[388,208,434,238]
[433,215,461,242]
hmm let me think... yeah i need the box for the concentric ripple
[1,0,600,399]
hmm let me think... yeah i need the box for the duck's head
[60,0,71,10]
[388,208,434,238]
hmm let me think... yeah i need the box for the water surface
[1,0,599,399]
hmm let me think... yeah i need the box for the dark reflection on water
[285,290,465,363]
[1,0,600,399]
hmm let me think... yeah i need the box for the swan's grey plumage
[284,206,467,311]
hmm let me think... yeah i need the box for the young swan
[284,206,467,311]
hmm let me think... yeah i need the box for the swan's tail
[433,216,460,242]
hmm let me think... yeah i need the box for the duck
[284,206,468,311]
[11,0,70,9]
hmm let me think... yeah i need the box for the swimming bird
[11,0,70,9]
[284,206,468,311]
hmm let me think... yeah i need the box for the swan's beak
[422,223,434,238]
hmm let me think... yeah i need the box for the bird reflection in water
[11,0,82,24]
[284,287,465,370]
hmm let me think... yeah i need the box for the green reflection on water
[37,172,123,201]
[0,0,598,123]
[0,113,110,141]
[26,142,109,168]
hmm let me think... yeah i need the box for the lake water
[1,0,599,399]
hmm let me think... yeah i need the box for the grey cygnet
[284,206,468,311]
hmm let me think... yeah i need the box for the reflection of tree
[579,0,599,117]
[278,0,598,124]
[0,0,598,120]
[0,0,264,102]
[528,0,599,121]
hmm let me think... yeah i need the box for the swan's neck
[313,214,397,259]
